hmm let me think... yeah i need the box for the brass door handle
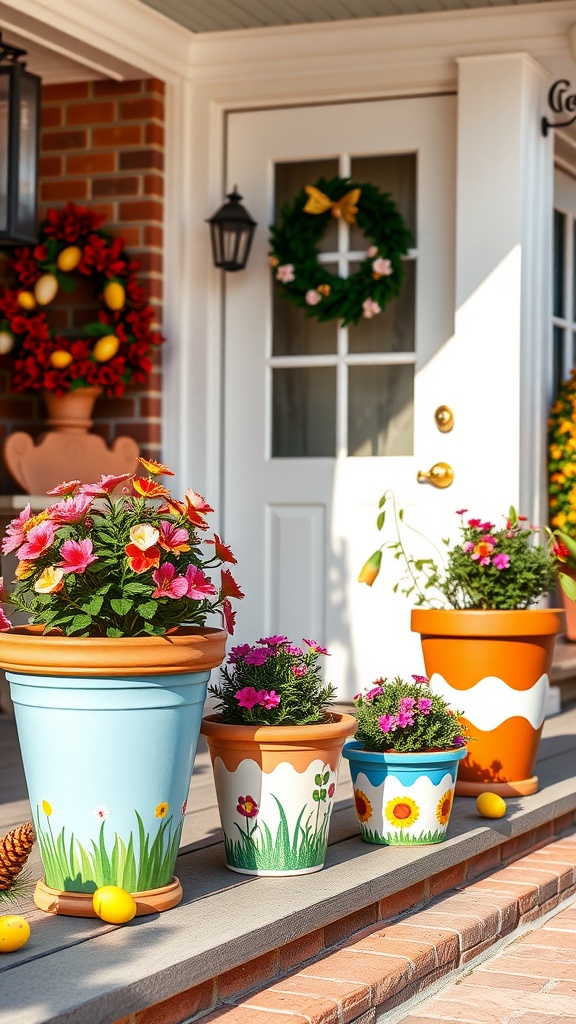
[417,462,454,488]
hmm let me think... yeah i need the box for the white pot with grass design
[343,743,466,845]
[201,714,356,875]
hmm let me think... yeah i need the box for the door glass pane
[272,366,336,457]
[554,325,565,396]
[348,364,413,456]
[272,263,338,355]
[348,261,415,354]
[275,159,339,253]
[554,209,565,318]
[0,76,9,232]
[349,154,417,247]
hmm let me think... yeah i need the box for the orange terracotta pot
[42,386,103,434]
[411,609,565,798]
[558,569,576,641]
[201,713,356,875]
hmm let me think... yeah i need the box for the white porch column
[454,53,553,524]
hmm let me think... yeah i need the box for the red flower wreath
[0,202,164,397]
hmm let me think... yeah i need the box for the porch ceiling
[138,0,559,35]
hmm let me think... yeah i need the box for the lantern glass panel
[0,75,9,232]
[16,71,38,241]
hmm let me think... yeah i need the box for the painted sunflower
[436,790,453,826]
[385,796,419,829]
[354,789,373,823]
[155,801,169,819]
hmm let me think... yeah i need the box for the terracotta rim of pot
[201,711,357,744]
[0,625,227,676]
[411,608,565,638]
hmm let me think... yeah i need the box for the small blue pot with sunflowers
[342,743,466,845]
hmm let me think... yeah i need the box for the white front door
[223,96,462,699]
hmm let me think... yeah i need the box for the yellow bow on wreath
[303,185,361,224]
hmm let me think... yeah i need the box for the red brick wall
[0,77,165,494]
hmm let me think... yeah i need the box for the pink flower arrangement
[354,676,472,754]
[209,635,336,726]
[1,457,243,637]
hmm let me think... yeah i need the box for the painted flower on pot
[343,676,471,846]
[358,494,560,611]
[0,458,243,637]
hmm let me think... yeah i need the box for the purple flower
[234,687,261,709]
[285,644,303,657]
[493,553,510,570]
[412,674,429,685]
[228,643,251,665]
[258,635,287,647]
[462,541,475,553]
[396,710,414,728]
[257,689,281,709]
[399,697,416,712]
[244,647,273,666]
[378,714,397,733]
[453,735,466,747]
[365,685,384,701]
[304,639,330,655]
[417,697,433,714]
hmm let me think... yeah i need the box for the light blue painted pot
[2,627,227,905]
[342,742,467,846]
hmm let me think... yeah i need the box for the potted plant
[549,375,576,640]
[358,494,565,798]
[343,676,470,845]
[0,459,244,917]
[201,637,356,876]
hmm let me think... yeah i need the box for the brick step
[172,831,576,1024]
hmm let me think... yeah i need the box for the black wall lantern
[207,187,257,272]
[0,33,41,246]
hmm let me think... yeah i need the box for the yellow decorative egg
[17,291,36,310]
[34,273,59,306]
[92,334,120,363]
[49,350,73,369]
[103,281,126,311]
[0,915,30,953]
[92,886,137,924]
[476,792,507,819]
[57,246,82,272]
[0,330,14,355]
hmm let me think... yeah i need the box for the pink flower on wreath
[59,539,97,575]
[185,564,217,600]
[362,298,381,319]
[2,504,32,554]
[276,264,295,283]
[304,639,330,655]
[257,689,281,709]
[293,664,307,677]
[372,257,393,277]
[417,697,433,714]
[234,687,260,710]
[48,493,93,524]
[366,245,378,258]
[493,552,511,570]
[378,714,397,733]
[152,562,188,599]
[17,520,56,560]
[244,646,273,667]
[46,479,80,496]
[305,289,322,306]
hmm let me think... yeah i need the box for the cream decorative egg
[0,331,14,354]
[34,274,59,306]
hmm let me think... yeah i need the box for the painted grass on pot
[35,808,183,893]
[359,826,448,845]
[225,795,331,871]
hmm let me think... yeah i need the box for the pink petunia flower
[285,644,303,657]
[245,647,272,666]
[152,562,188,599]
[455,509,468,516]
[292,664,307,677]
[46,479,80,496]
[366,246,378,257]
[276,263,295,283]
[378,714,397,733]
[48,493,93,524]
[305,289,322,305]
[362,298,381,319]
[257,689,281,709]
[228,643,252,664]
[2,504,32,554]
[480,521,494,532]
[303,639,330,655]
[397,709,414,728]
[399,697,416,712]
[412,674,429,684]
[462,541,475,553]
[417,697,433,714]
[0,607,12,631]
[365,685,384,700]
[79,473,133,496]
[234,687,260,709]
[259,635,288,647]
[480,534,497,547]
[467,518,482,528]
[17,520,56,560]
[59,539,97,575]
[493,552,511,570]
[372,257,392,277]
[185,564,217,600]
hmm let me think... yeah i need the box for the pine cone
[0,822,36,890]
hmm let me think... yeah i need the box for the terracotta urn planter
[0,626,227,917]
[42,386,103,434]
[411,608,564,797]
[343,743,466,845]
[201,712,356,875]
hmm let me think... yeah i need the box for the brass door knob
[416,462,454,488]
